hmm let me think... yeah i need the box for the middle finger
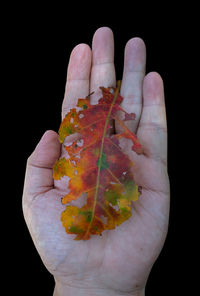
[90,27,116,104]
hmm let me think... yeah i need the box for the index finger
[61,43,92,119]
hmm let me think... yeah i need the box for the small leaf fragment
[53,158,75,180]
[97,152,109,171]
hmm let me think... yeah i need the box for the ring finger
[115,38,146,134]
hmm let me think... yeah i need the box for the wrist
[53,281,145,296]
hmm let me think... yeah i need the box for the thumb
[22,130,61,208]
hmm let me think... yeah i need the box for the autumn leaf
[53,83,143,240]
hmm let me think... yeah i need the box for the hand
[22,27,170,296]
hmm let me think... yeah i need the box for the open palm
[23,27,170,296]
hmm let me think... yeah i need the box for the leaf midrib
[84,84,121,237]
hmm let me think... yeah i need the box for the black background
[5,7,186,295]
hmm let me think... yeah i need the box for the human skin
[22,27,170,296]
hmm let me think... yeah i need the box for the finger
[90,27,116,104]
[115,38,146,134]
[137,72,167,163]
[22,130,61,208]
[62,44,92,119]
